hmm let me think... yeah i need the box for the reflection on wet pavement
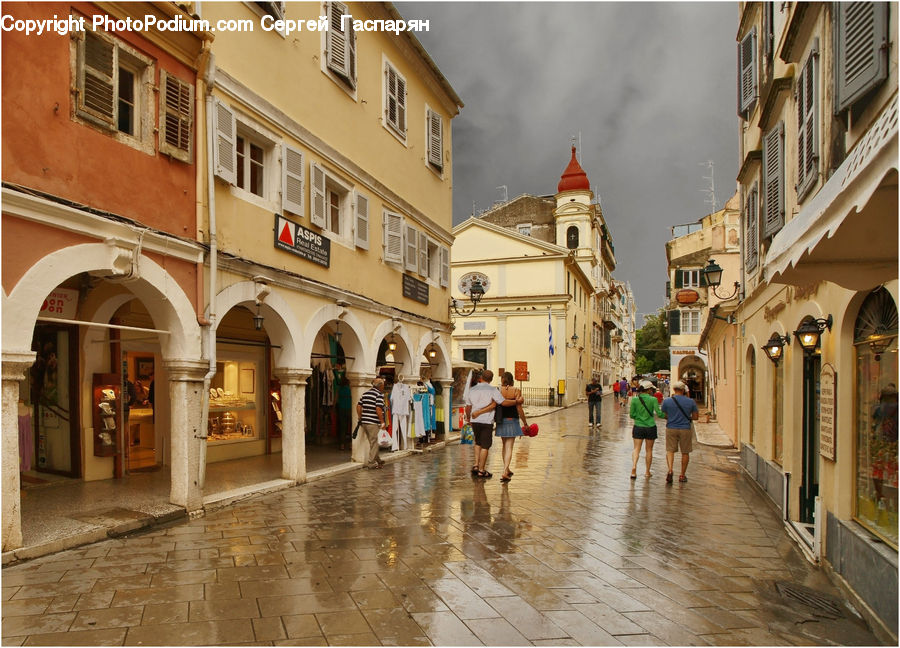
[1,398,885,645]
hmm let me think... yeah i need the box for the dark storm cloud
[399,2,739,321]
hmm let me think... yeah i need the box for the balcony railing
[521,387,556,407]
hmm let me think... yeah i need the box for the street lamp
[762,332,790,365]
[793,315,833,353]
[253,302,264,331]
[387,333,397,352]
[451,279,485,317]
[567,332,579,349]
[702,258,740,300]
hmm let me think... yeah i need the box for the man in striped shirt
[357,377,387,469]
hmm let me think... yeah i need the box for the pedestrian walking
[661,380,699,483]
[585,374,603,429]
[619,377,629,405]
[356,377,387,469]
[465,369,506,479]
[629,379,662,479]
[612,378,621,404]
[494,371,528,482]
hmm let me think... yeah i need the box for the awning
[765,94,898,291]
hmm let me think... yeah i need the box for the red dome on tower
[557,146,591,193]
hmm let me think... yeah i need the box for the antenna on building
[700,160,717,213]
[495,185,508,205]
[472,200,476,218]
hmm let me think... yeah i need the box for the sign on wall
[820,363,837,461]
[274,214,330,268]
[515,361,528,382]
[402,274,429,305]
[40,288,78,320]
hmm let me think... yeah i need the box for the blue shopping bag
[460,423,474,445]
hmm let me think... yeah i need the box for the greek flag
[548,311,555,356]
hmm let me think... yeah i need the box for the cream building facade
[735,2,897,639]
[450,148,630,405]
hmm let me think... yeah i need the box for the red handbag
[522,423,539,437]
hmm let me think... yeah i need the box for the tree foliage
[635,310,670,373]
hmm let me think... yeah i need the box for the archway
[677,354,707,405]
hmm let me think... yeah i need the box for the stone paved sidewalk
[1,399,883,646]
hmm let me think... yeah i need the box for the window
[237,135,265,197]
[74,29,153,149]
[854,287,898,547]
[310,162,367,247]
[680,310,701,335]
[566,226,579,249]
[159,71,193,162]
[517,223,532,236]
[737,26,758,118]
[796,43,819,200]
[425,107,443,172]
[683,269,700,288]
[384,60,406,138]
[325,0,356,90]
[383,210,403,263]
[213,101,279,204]
[762,122,784,239]
[835,2,889,113]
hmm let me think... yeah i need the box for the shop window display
[854,287,898,547]
[207,360,259,443]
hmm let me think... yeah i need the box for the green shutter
[668,310,681,335]
[674,270,683,289]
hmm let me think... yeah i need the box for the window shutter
[699,269,707,287]
[396,76,406,133]
[674,270,683,289]
[80,31,116,127]
[160,71,193,162]
[439,246,450,287]
[835,2,889,112]
[310,162,326,228]
[213,100,236,184]
[762,122,785,238]
[427,109,443,169]
[354,192,369,249]
[326,1,351,81]
[418,231,429,277]
[282,144,305,217]
[665,281,671,299]
[383,211,403,263]
[745,184,759,272]
[796,46,819,197]
[738,27,758,117]
[385,65,406,134]
[405,223,418,272]
[668,310,681,336]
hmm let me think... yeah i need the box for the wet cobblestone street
[1,399,884,646]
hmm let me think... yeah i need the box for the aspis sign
[274,214,330,268]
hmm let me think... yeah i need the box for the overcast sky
[399,1,739,324]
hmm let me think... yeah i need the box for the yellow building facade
[735,2,897,639]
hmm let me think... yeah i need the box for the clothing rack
[310,352,355,360]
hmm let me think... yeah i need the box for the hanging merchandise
[390,381,412,451]
[425,380,436,431]
[412,386,428,444]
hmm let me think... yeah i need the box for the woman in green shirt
[629,380,662,479]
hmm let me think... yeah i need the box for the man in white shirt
[465,370,507,478]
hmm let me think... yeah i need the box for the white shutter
[213,100,237,184]
[439,246,449,287]
[427,109,443,169]
[738,27,758,117]
[396,75,406,133]
[386,65,407,135]
[383,211,403,263]
[762,122,784,239]
[160,71,193,162]
[310,162,326,228]
[327,1,354,85]
[405,223,418,272]
[354,192,369,249]
[282,144,305,216]
[418,231,429,277]
[80,31,117,128]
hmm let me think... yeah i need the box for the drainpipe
[198,51,218,490]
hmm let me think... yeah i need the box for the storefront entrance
[801,352,821,525]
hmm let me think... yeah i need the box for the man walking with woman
[661,380,699,483]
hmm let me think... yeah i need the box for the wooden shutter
[405,223,418,272]
[674,270,683,289]
[668,310,681,336]
[80,31,116,128]
[383,211,403,263]
[796,45,819,197]
[282,144,304,216]
[354,191,369,249]
[310,162,326,228]
[665,281,671,299]
[738,27,758,117]
[699,269,707,287]
[386,65,406,134]
[213,100,236,184]
[160,71,193,162]
[835,2,889,112]
[327,1,355,86]
[745,184,759,272]
[427,109,443,169]
[762,122,785,238]
[418,231,429,276]
[439,246,450,287]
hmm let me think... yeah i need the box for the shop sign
[515,361,528,381]
[402,274,429,305]
[274,214,330,268]
[40,288,78,320]
[675,289,700,304]
[820,363,837,461]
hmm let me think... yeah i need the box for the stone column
[2,352,35,552]
[274,368,311,484]
[347,371,376,463]
[437,378,454,434]
[166,359,209,514]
